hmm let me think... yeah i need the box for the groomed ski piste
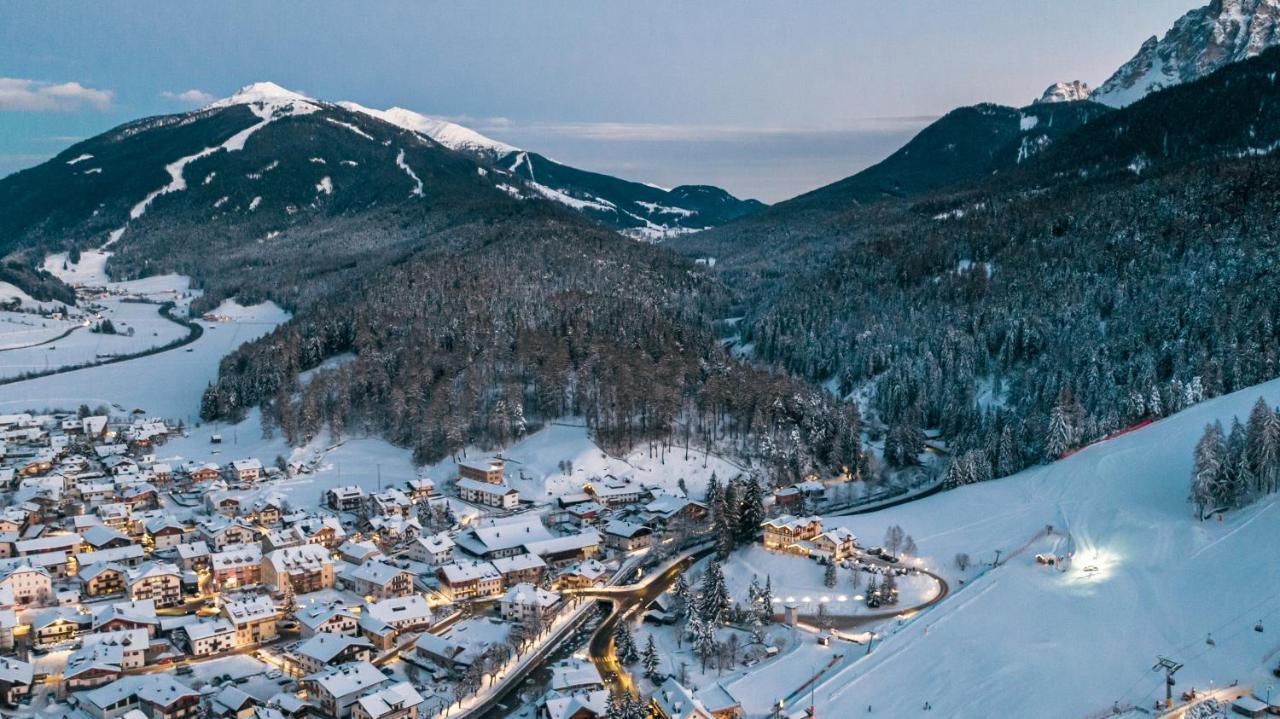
[773,378,1280,718]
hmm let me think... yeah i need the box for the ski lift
[1206,633,1216,646]
[1255,620,1265,633]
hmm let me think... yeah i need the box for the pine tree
[823,561,837,588]
[736,477,765,542]
[1046,396,1074,459]
[673,574,692,621]
[694,618,717,671]
[642,635,661,681]
[614,621,639,664]
[1190,422,1225,520]
[699,560,730,623]
[758,575,774,624]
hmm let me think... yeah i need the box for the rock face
[1038,81,1091,104]
[1093,0,1280,107]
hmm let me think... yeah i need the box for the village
[0,403,944,719]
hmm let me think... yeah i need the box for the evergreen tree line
[1190,396,1280,518]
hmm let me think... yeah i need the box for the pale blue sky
[1,1,1197,201]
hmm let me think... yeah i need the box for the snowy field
[420,422,746,503]
[718,545,938,617]
[787,377,1280,718]
[0,298,288,420]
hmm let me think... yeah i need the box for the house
[583,477,647,507]
[601,521,652,553]
[150,464,173,484]
[175,541,211,572]
[548,658,604,693]
[457,458,504,484]
[263,526,307,552]
[211,686,256,719]
[760,515,823,552]
[211,544,263,590]
[222,595,278,647]
[78,544,145,569]
[31,606,85,645]
[229,459,263,483]
[457,478,519,509]
[0,562,51,606]
[352,682,423,719]
[555,559,609,590]
[369,488,413,518]
[81,525,133,552]
[492,552,547,586]
[295,605,358,638]
[66,629,149,689]
[407,532,453,565]
[292,633,374,675]
[650,677,715,719]
[499,583,561,622]
[326,486,365,512]
[454,518,553,560]
[337,540,382,565]
[811,528,858,561]
[92,599,159,636]
[524,530,601,568]
[403,478,434,503]
[537,690,609,719]
[78,675,200,719]
[436,561,502,601]
[303,661,388,719]
[0,657,32,707]
[262,545,334,595]
[185,462,221,483]
[80,562,129,598]
[363,595,432,632]
[184,618,237,656]
[341,561,412,600]
[198,517,256,550]
[127,561,183,607]
[294,515,347,548]
[144,516,186,550]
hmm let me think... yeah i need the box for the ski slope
[794,378,1280,719]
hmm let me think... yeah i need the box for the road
[581,545,717,695]
[792,564,950,631]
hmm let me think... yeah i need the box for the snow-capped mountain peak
[208,81,315,108]
[1037,80,1091,104]
[1093,0,1280,107]
[338,101,519,157]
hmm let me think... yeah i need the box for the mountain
[1092,0,1280,107]
[679,44,1280,486]
[718,98,1109,225]
[340,102,765,239]
[1037,80,1091,104]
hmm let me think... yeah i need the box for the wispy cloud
[0,78,112,111]
[161,89,214,106]
[461,116,937,143]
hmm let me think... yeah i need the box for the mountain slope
[1093,0,1280,106]
[340,102,766,239]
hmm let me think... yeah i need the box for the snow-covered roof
[303,660,386,698]
[500,582,560,608]
[354,681,423,719]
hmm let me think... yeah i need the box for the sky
[1,1,1199,203]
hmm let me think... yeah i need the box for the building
[457,458,504,485]
[760,515,823,553]
[292,633,374,676]
[184,618,237,656]
[363,595,432,632]
[583,477,647,507]
[211,544,262,590]
[0,562,51,606]
[229,459,263,483]
[601,521,653,553]
[80,562,128,598]
[326,486,365,512]
[650,677,715,719]
[303,661,388,719]
[175,541,211,572]
[491,552,547,586]
[296,605,358,638]
[198,518,256,551]
[454,518,554,560]
[811,528,858,561]
[341,561,413,600]
[144,517,186,550]
[498,583,561,622]
[407,532,453,565]
[222,595,278,647]
[78,675,200,719]
[457,478,519,509]
[126,561,182,608]
[352,682,423,719]
[262,545,334,595]
[436,561,502,601]
[0,657,32,707]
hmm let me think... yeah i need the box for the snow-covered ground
[421,422,745,504]
[786,377,1280,718]
[718,546,937,617]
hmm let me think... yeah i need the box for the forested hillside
[680,45,1280,485]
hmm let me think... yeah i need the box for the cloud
[161,89,215,106]
[465,116,938,143]
[0,78,113,111]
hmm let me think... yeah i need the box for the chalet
[175,541,211,572]
[303,661,388,719]
[760,515,823,553]
[326,486,365,512]
[352,682,423,719]
[223,595,279,647]
[79,544,145,569]
[457,478,519,509]
[457,458,504,484]
[81,525,132,552]
[564,500,606,527]
[436,561,502,601]
[78,675,200,719]
[264,525,307,551]
[31,606,86,645]
[248,495,283,526]
[369,488,413,517]
[407,531,454,565]
[341,560,413,600]
[403,478,434,502]
[198,517,256,550]
[499,583,561,622]
[151,463,173,483]
[294,515,347,548]
[184,618,236,656]
[811,528,858,561]
[602,521,653,553]
[144,516,186,550]
[454,518,553,560]
[92,599,159,636]
[0,562,52,606]
[262,544,334,594]
[492,552,547,586]
[583,476,648,508]
[229,458,263,483]
[337,540,382,565]
[185,462,221,483]
[525,530,601,568]
[0,657,32,708]
[296,605,359,638]
[537,689,609,719]
[292,633,374,675]
[650,677,715,719]
[211,685,256,719]
[555,559,609,590]
[126,561,182,608]
[80,562,128,598]
[364,595,432,632]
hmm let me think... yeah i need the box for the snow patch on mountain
[325,117,374,141]
[66,153,93,166]
[316,176,332,195]
[1093,0,1280,107]
[1037,80,1091,104]
[527,181,614,212]
[394,149,423,197]
[635,200,694,217]
[338,102,518,157]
